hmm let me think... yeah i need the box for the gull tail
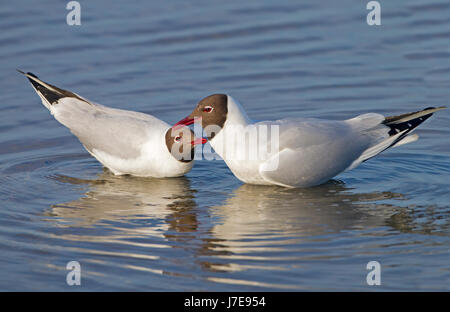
[346,106,446,171]
[17,69,88,110]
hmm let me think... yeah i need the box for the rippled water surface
[0,0,449,291]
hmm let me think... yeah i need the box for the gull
[19,70,205,178]
[174,94,445,188]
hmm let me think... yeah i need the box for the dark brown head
[173,94,228,140]
[165,127,206,162]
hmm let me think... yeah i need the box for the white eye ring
[174,136,181,143]
[203,106,214,113]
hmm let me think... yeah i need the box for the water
[0,0,449,291]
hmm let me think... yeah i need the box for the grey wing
[256,108,443,187]
[257,117,372,156]
[20,70,166,159]
[54,98,166,159]
[257,118,374,187]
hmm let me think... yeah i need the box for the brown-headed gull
[19,70,206,178]
[174,94,445,188]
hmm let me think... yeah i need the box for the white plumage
[176,94,445,188]
[20,71,198,178]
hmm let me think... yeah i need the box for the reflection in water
[45,173,444,288]
[211,181,403,239]
[49,174,402,238]
[201,182,405,276]
[48,171,198,236]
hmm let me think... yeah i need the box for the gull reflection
[45,171,434,283]
[201,181,406,274]
[210,181,403,239]
[48,171,197,237]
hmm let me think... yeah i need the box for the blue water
[0,0,449,291]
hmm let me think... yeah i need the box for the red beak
[191,138,207,146]
[173,116,201,130]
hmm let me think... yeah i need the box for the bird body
[20,71,204,178]
[175,94,445,188]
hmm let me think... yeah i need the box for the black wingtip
[27,72,38,78]
[386,113,432,137]
[17,69,39,79]
[19,71,90,105]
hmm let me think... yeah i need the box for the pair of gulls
[19,71,445,188]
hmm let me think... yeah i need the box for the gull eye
[203,106,214,113]
[174,136,182,143]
